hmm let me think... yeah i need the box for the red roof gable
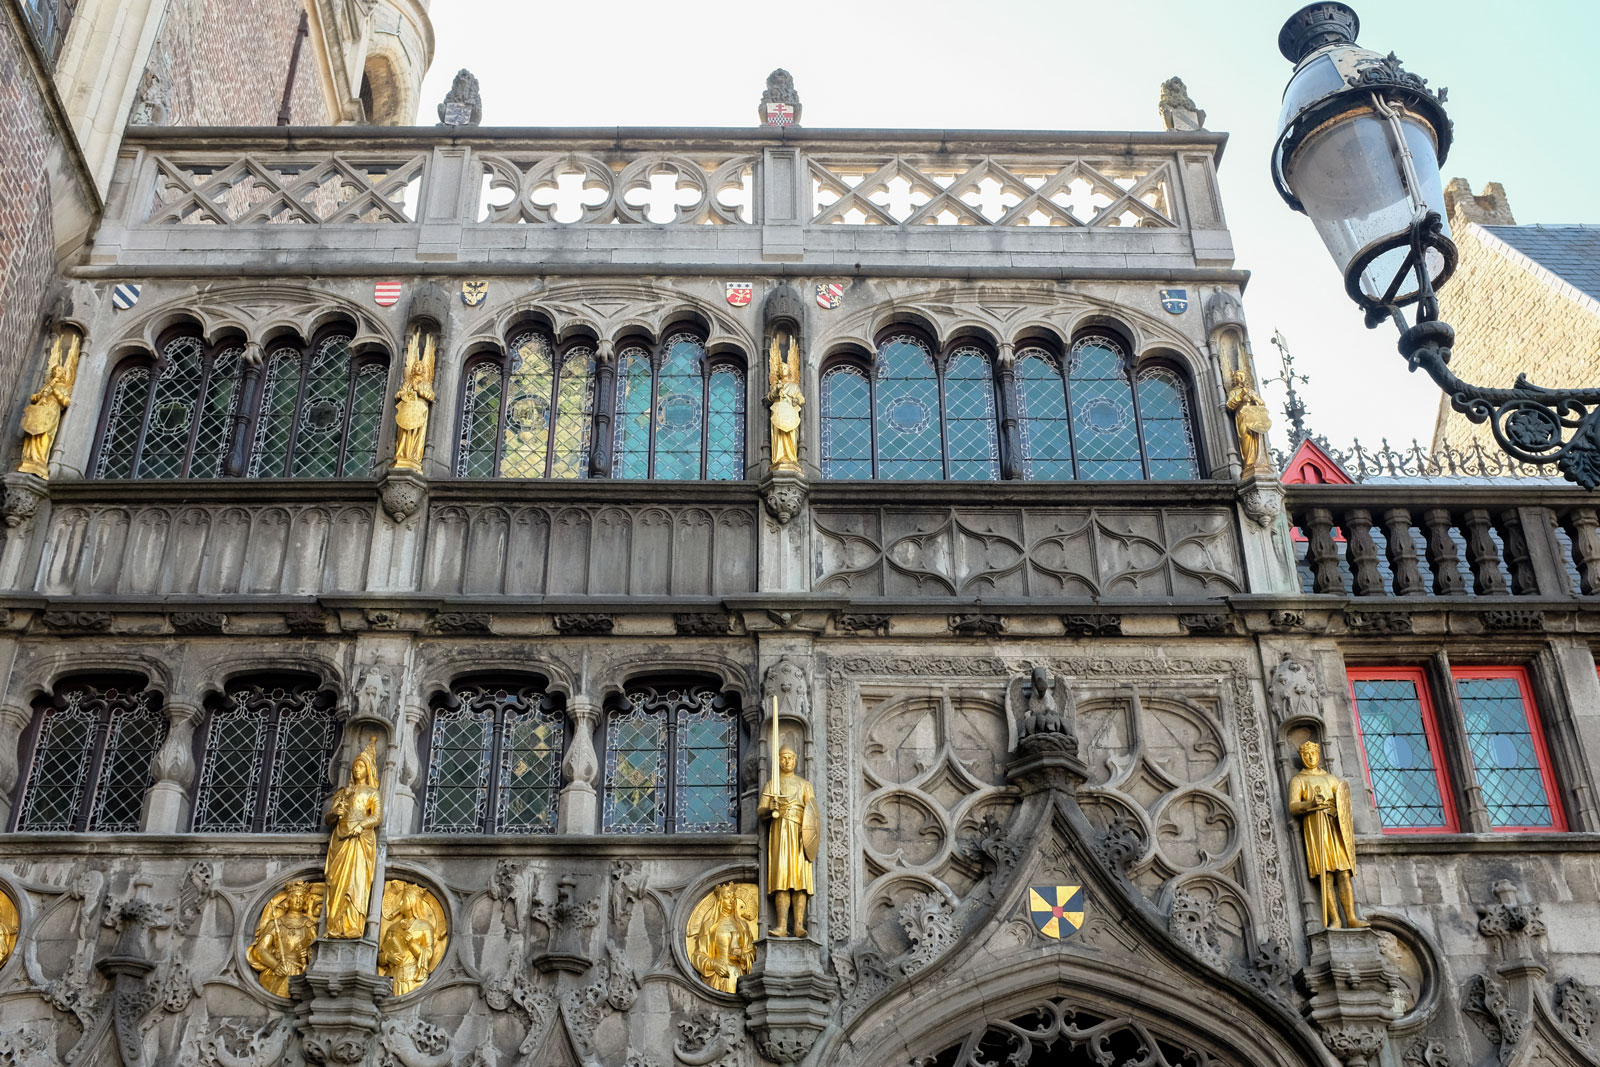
[1281,438,1355,485]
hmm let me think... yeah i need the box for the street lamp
[1272,2,1600,488]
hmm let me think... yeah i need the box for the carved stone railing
[1284,484,1600,599]
[91,127,1238,274]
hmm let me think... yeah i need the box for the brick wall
[145,0,326,127]
[1430,220,1600,454]
[0,21,61,429]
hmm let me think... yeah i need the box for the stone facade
[0,35,1597,1067]
[1431,180,1600,456]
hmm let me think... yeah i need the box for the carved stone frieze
[1270,609,1306,630]
[948,611,1005,635]
[40,610,112,632]
[1344,610,1413,634]
[553,612,614,635]
[675,613,732,636]
[1061,613,1122,636]
[833,612,889,636]
[431,611,492,633]
[169,611,226,634]
[1178,611,1233,635]
[1480,609,1545,632]
[285,607,333,633]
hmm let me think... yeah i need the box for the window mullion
[647,349,660,479]
[486,708,505,834]
[1429,650,1489,832]
[129,359,163,477]
[1127,360,1151,481]
[1062,360,1081,482]
[79,708,114,832]
[254,710,280,833]
[179,344,214,478]
[664,708,678,833]
[282,351,311,476]
[546,355,563,479]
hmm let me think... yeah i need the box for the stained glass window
[1068,337,1143,480]
[16,680,165,832]
[95,336,245,478]
[874,335,943,480]
[423,680,563,835]
[1455,670,1561,829]
[602,683,738,834]
[456,332,595,478]
[1015,349,1073,479]
[192,682,338,834]
[251,334,387,478]
[1135,368,1200,480]
[819,366,872,479]
[1348,671,1453,830]
[611,334,745,480]
[942,346,1001,480]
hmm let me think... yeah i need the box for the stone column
[143,699,203,833]
[390,698,427,834]
[589,341,617,478]
[0,702,32,828]
[994,342,1022,479]
[560,695,603,834]
[224,342,265,477]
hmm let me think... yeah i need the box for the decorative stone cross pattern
[149,153,426,225]
[621,170,704,224]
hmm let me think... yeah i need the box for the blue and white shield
[1159,288,1188,315]
[111,284,142,311]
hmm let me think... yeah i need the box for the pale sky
[417,0,1597,455]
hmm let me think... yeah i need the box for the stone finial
[1158,77,1206,131]
[760,68,801,126]
[437,68,482,127]
[1444,178,1515,226]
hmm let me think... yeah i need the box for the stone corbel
[560,696,602,834]
[2,471,48,528]
[741,939,836,1063]
[1301,928,1400,1067]
[144,701,204,832]
[760,469,808,525]
[379,466,427,522]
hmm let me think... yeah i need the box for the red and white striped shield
[374,281,402,307]
[815,282,844,309]
[726,282,754,307]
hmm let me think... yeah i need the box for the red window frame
[1346,667,1459,833]
[1450,665,1566,832]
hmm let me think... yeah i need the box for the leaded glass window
[612,334,746,480]
[874,335,944,480]
[422,681,563,835]
[249,334,387,478]
[942,346,1001,480]
[94,336,246,478]
[456,332,595,478]
[1348,671,1453,830]
[819,366,872,479]
[1135,367,1200,480]
[191,682,338,834]
[1455,670,1560,829]
[602,683,738,834]
[15,680,165,832]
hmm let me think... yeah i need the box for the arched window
[13,678,165,832]
[249,333,388,478]
[457,332,596,478]
[602,682,739,834]
[422,679,564,834]
[613,333,746,480]
[94,335,246,478]
[820,334,1000,480]
[1015,336,1199,481]
[191,680,338,834]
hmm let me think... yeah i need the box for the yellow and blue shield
[461,280,489,307]
[1027,885,1084,940]
[1159,288,1188,314]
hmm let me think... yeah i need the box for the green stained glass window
[454,332,597,479]
[874,335,943,480]
[1456,673,1557,828]
[93,336,244,479]
[250,334,386,478]
[1349,674,1451,830]
[820,365,872,479]
[423,680,563,835]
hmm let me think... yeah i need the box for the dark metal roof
[1482,224,1600,303]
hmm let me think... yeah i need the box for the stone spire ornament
[1158,76,1206,131]
[438,69,482,127]
[760,69,801,126]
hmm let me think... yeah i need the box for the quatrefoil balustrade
[476,153,754,225]
[147,153,424,225]
[809,155,1177,228]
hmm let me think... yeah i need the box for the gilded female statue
[1226,369,1273,474]
[247,880,323,996]
[18,327,82,479]
[687,882,757,993]
[392,327,436,471]
[324,739,383,939]
[766,334,804,472]
[758,747,818,937]
[1288,740,1366,930]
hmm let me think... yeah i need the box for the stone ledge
[1356,832,1600,855]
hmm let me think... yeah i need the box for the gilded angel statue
[767,334,804,472]
[393,327,437,471]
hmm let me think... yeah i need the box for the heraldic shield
[801,793,820,861]
[1027,885,1084,940]
[1335,776,1355,863]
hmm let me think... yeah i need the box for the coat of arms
[374,281,402,307]
[1159,288,1189,314]
[815,283,844,310]
[111,284,142,311]
[1027,885,1084,940]
[726,282,753,307]
[461,281,488,307]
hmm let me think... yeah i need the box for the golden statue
[246,880,324,996]
[392,326,437,472]
[758,746,818,937]
[686,882,759,993]
[377,879,447,995]
[1288,740,1367,931]
[18,326,82,478]
[0,887,17,969]
[766,334,804,473]
[1226,369,1273,475]
[324,738,383,939]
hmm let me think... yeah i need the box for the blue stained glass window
[942,347,1001,481]
[706,365,746,480]
[424,681,562,835]
[603,684,738,834]
[613,345,654,480]
[1457,674,1555,828]
[611,335,745,480]
[1016,349,1073,479]
[1136,368,1199,480]
[1350,675,1450,830]
[1068,338,1143,481]
[654,334,705,480]
[875,335,943,480]
[820,365,873,479]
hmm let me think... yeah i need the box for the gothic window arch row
[819,324,1201,482]
[456,328,598,478]
[92,323,390,480]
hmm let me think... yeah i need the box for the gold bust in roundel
[685,881,759,994]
